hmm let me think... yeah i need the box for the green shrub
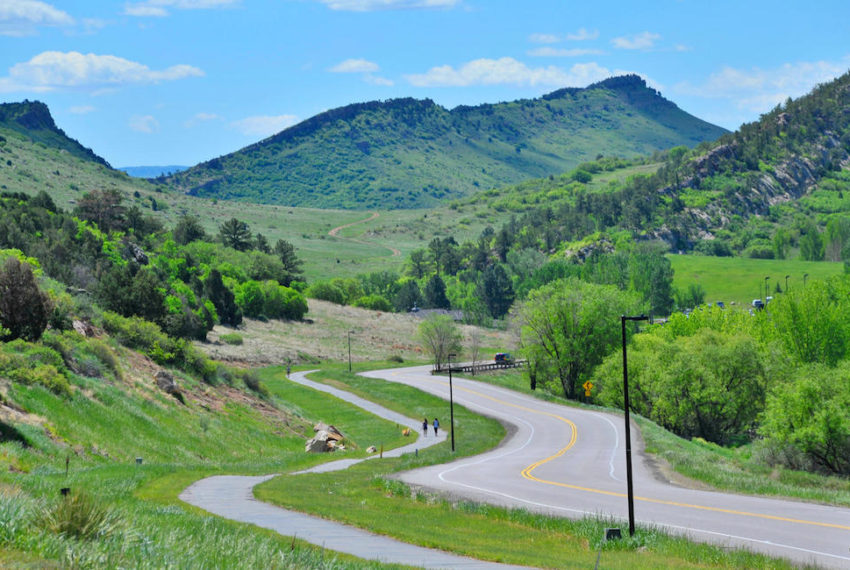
[760,363,850,476]
[7,364,71,396]
[235,280,265,318]
[352,294,393,311]
[37,491,122,541]
[100,311,167,352]
[84,339,120,377]
[242,370,268,397]
[220,333,243,345]
[305,280,345,304]
[40,331,75,368]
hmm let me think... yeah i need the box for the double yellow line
[448,380,850,532]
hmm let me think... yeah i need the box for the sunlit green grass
[255,365,795,569]
[669,254,844,306]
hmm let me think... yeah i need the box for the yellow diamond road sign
[582,381,593,396]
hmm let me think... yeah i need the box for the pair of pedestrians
[422,417,439,437]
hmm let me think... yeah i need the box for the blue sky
[1,0,849,167]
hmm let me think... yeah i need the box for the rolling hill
[166,75,727,210]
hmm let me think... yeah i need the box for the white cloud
[405,57,611,88]
[566,28,598,41]
[529,33,559,44]
[528,47,604,58]
[124,0,241,17]
[0,0,73,36]
[365,74,394,86]
[231,114,298,137]
[317,0,459,11]
[329,58,380,73]
[329,59,393,86]
[130,114,159,133]
[124,4,168,16]
[0,51,203,92]
[194,112,220,121]
[612,31,660,50]
[674,57,850,114]
[184,112,221,127]
[70,105,95,114]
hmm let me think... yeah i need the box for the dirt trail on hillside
[327,212,401,257]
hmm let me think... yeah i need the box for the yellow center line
[422,373,850,532]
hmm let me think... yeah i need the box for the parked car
[494,353,514,364]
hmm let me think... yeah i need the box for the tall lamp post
[621,314,648,537]
[347,330,353,372]
[448,352,456,452]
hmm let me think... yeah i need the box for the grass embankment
[255,365,793,569]
[478,369,850,507]
[0,353,423,567]
[669,254,844,306]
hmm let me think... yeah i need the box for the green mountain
[0,100,109,167]
[166,75,727,209]
[453,69,850,262]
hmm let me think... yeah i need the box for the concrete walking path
[180,371,525,569]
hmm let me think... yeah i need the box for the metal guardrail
[432,360,527,375]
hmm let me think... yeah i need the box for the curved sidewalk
[179,371,526,569]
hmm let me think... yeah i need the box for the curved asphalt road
[181,371,528,569]
[364,365,850,569]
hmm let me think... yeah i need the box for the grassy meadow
[669,254,844,306]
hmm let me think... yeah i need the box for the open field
[669,254,844,306]
[196,299,516,367]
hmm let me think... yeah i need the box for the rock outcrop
[305,423,347,453]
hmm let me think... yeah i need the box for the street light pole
[347,330,353,373]
[448,352,456,452]
[621,314,648,537]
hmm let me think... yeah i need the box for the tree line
[0,189,307,346]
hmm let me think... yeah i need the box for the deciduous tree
[514,278,642,399]
[418,314,462,371]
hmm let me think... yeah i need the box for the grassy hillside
[166,75,726,209]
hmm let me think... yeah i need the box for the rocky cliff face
[650,144,847,249]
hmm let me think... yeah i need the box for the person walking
[422,418,428,437]
[433,418,439,436]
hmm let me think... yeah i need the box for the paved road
[181,371,527,569]
[363,366,850,569]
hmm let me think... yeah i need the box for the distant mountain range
[165,75,728,209]
[120,165,188,178]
